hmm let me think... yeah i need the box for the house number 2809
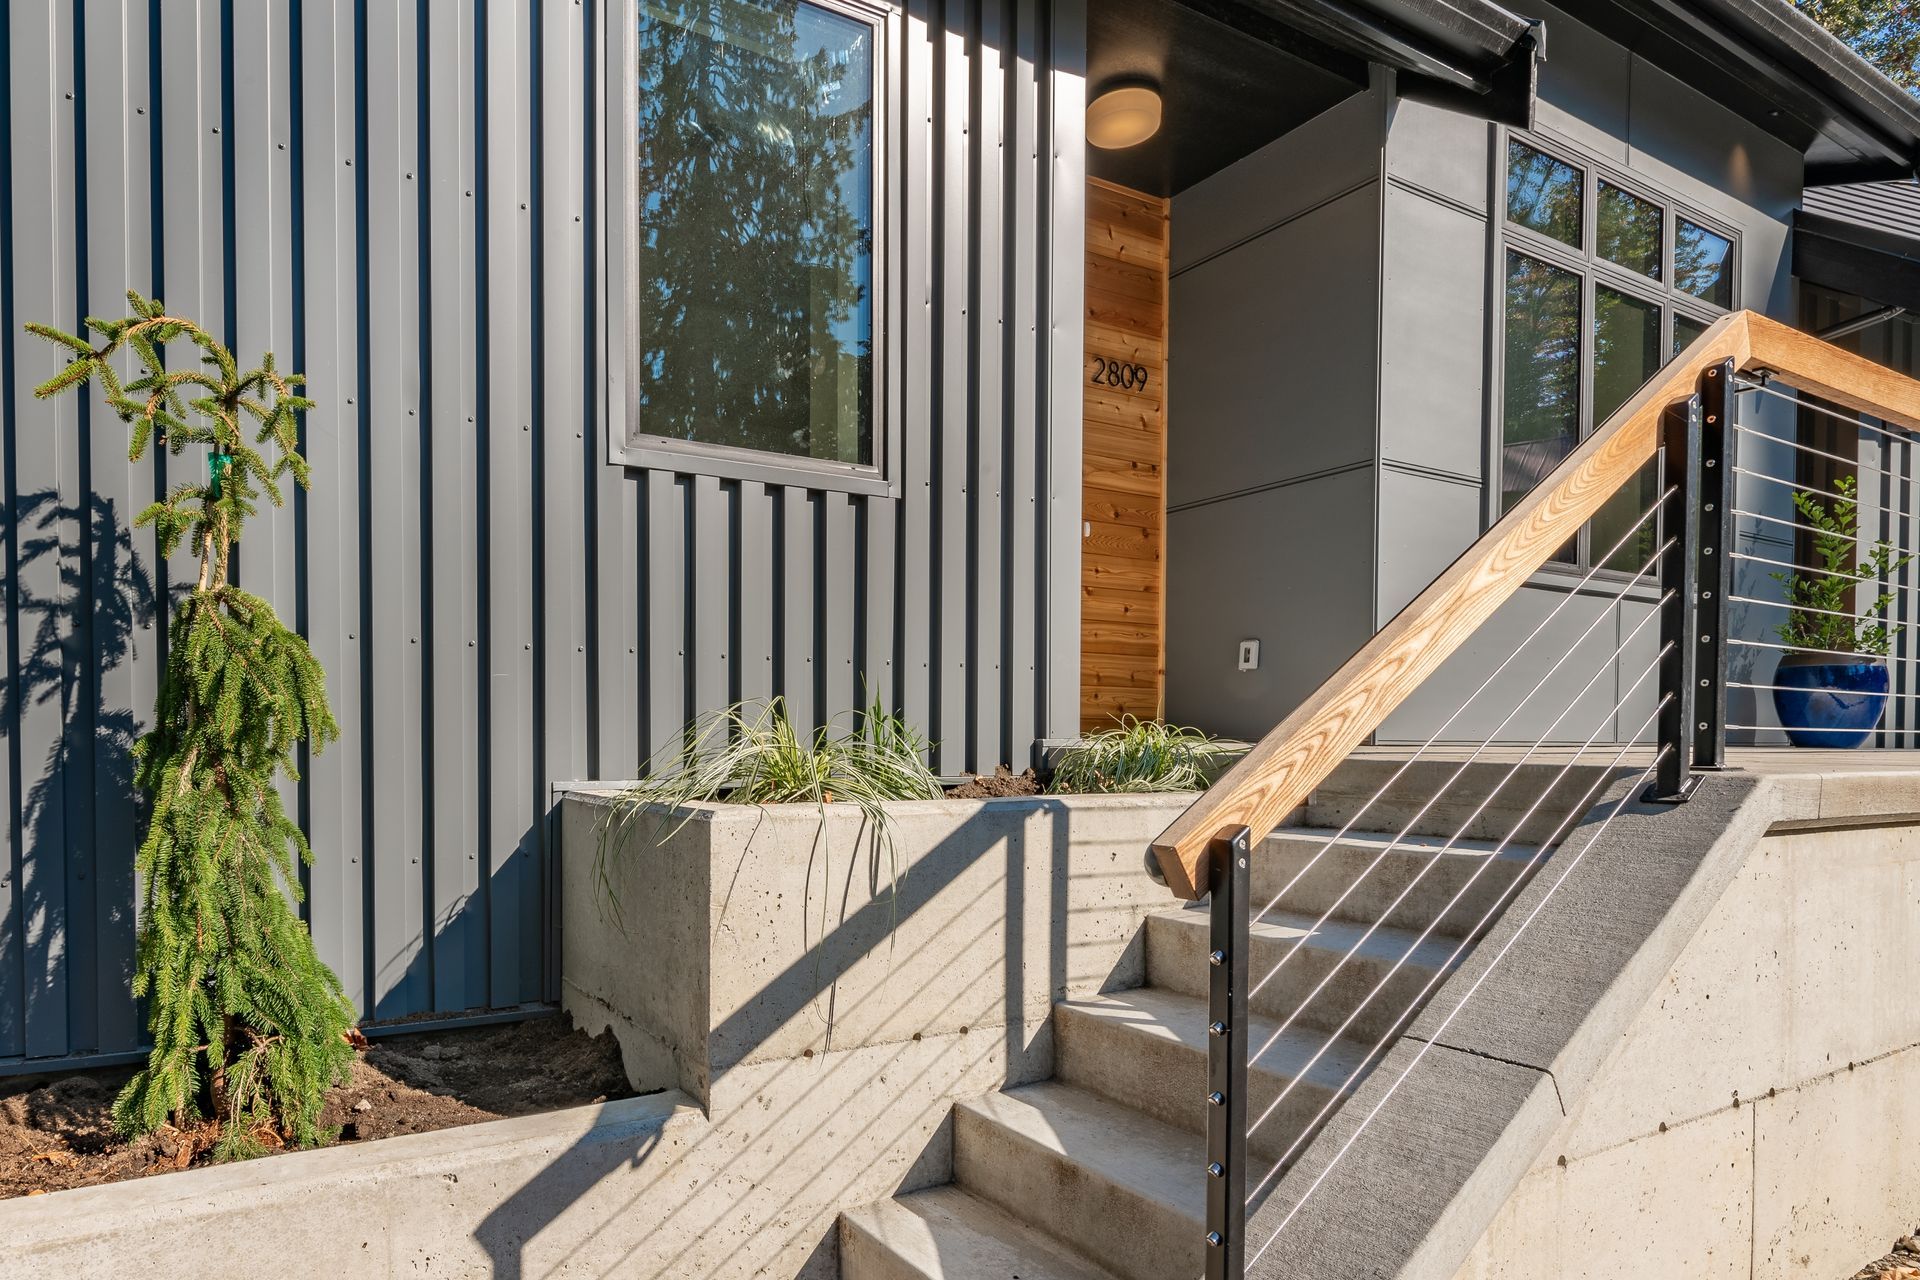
[1090,356,1150,391]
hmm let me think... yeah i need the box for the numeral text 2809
[1090,356,1150,391]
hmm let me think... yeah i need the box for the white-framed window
[615,0,892,493]
[1496,132,1737,572]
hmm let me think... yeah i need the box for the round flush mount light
[1087,85,1162,150]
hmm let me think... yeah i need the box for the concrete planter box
[558,787,1195,1111]
[0,788,1193,1279]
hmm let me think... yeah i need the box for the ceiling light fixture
[1087,84,1162,150]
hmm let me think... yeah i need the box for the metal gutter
[1573,0,1920,184]
[1226,0,1540,119]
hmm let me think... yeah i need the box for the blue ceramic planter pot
[1771,655,1890,749]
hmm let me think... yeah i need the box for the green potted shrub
[1047,716,1239,793]
[1769,474,1912,748]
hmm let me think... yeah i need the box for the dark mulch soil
[946,765,1044,798]
[1850,1231,1920,1279]
[0,1014,630,1200]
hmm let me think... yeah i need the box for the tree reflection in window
[1675,219,1733,309]
[1502,251,1582,522]
[1506,140,1582,247]
[1597,181,1661,279]
[636,0,875,464]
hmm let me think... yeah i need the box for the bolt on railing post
[1694,358,1735,770]
[1205,826,1250,1280]
[1647,394,1703,803]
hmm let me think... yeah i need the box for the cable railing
[1724,367,1920,748]
[1156,311,1920,1279]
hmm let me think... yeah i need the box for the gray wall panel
[1165,470,1377,740]
[1377,183,1487,481]
[1166,183,1383,509]
[0,0,1082,1064]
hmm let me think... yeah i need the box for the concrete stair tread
[841,1186,1122,1280]
[1057,988,1374,1090]
[1154,902,1462,971]
[959,1080,1267,1224]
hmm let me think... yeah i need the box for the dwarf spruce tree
[29,292,354,1159]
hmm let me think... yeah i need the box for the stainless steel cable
[1729,679,1888,696]
[1243,693,1669,1210]
[1730,423,1907,477]
[1733,465,1919,525]
[1729,593,1887,624]
[1241,647,1669,1149]
[1735,506,1897,549]
[1734,377,1918,448]
[1242,501,1673,934]
[1730,550,1920,595]
[1246,573,1672,1012]
[1245,738,1669,1268]
[1244,545,1666,1005]
[1730,636,1920,664]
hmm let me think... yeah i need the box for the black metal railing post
[1646,394,1702,801]
[1695,358,1735,769]
[1205,826,1250,1280]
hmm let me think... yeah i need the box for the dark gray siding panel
[0,0,1081,1065]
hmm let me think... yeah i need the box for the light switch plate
[1237,639,1260,671]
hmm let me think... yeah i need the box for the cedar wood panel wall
[0,0,1085,1067]
[1081,177,1166,727]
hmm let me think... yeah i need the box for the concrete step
[1256,827,1541,937]
[1054,987,1372,1165]
[1146,905,1460,1041]
[954,1081,1271,1280]
[840,1185,1122,1280]
[1304,758,1620,848]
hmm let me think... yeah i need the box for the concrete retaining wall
[0,789,1189,1279]
[1251,766,1920,1280]
[1452,817,1920,1280]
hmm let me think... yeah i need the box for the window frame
[1491,129,1739,573]
[609,0,900,495]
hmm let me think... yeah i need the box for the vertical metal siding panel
[1043,0,1084,740]
[1005,0,1039,764]
[363,0,425,1018]
[154,3,219,606]
[590,0,640,781]
[484,0,537,1006]
[900,0,934,745]
[781,489,817,732]
[973,0,1007,768]
[864,497,897,715]
[874,7,904,718]
[426,0,483,1014]
[692,476,730,722]
[0,0,18,1058]
[10,0,77,1060]
[53,1,98,1060]
[823,492,856,715]
[230,0,300,900]
[231,5,297,627]
[538,0,590,1000]
[737,483,774,708]
[79,0,148,1057]
[298,0,368,1012]
[643,470,686,763]
[935,0,971,774]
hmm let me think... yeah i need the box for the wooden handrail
[1151,309,1920,900]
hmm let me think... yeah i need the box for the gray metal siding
[0,0,1082,1066]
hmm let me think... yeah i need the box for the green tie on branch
[28,291,354,1161]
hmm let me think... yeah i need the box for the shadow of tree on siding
[0,491,153,1064]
